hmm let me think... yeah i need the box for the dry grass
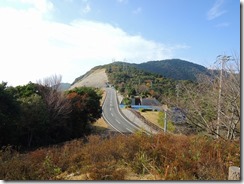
[1,90,239,181]
[91,118,109,134]
[0,133,240,180]
[93,118,108,129]
[140,111,161,127]
[140,111,175,132]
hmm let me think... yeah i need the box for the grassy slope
[0,133,240,180]
[140,111,160,126]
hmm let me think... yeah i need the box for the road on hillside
[102,87,139,133]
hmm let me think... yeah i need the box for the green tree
[0,82,20,146]
[127,87,136,97]
[36,75,73,143]
[67,87,102,137]
[17,94,49,147]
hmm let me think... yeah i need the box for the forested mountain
[72,59,210,86]
[71,59,209,102]
[132,59,211,81]
[104,62,192,104]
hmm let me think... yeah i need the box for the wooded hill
[71,57,240,140]
[132,59,212,81]
[72,59,209,101]
[104,62,183,103]
[73,59,211,84]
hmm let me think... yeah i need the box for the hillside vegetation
[0,133,240,180]
[105,62,183,102]
[71,57,240,139]
[0,77,102,150]
[103,56,240,139]
[133,59,212,81]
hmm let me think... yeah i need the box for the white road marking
[102,112,122,134]
[115,119,121,124]
[126,128,133,132]
[111,113,114,117]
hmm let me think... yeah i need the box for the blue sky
[0,0,240,86]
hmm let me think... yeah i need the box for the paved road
[102,87,139,133]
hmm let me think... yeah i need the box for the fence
[119,104,162,111]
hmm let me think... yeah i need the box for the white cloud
[22,0,54,13]
[207,0,227,20]
[0,1,188,86]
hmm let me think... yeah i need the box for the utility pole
[176,84,180,106]
[164,110,167,133]
[123,58,127,74]
[215,55,230,138]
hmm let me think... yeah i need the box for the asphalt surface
[102,87,140,134]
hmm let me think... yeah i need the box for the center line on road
[111,113,114,117]
[115,119,121,124]
[126,128,133,132]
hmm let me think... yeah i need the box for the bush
[122,97,131,106]
[0,134,240,180]
[139,108,145,112]
[139,108,152,112]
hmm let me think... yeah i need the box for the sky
[0,0,241,86]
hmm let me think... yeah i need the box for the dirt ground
[70,68,108,89]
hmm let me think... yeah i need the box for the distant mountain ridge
[72,59,212,86]
[132,59,211,81]
[58,83,71,91]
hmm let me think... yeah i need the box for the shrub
[0,134,240,180]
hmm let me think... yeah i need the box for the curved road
[102,87,139,133]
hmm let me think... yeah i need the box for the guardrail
[119,104,162,111]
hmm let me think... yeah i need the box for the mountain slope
[71,59,210,89]
[133,59,211,81]
[70,67,108,89]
